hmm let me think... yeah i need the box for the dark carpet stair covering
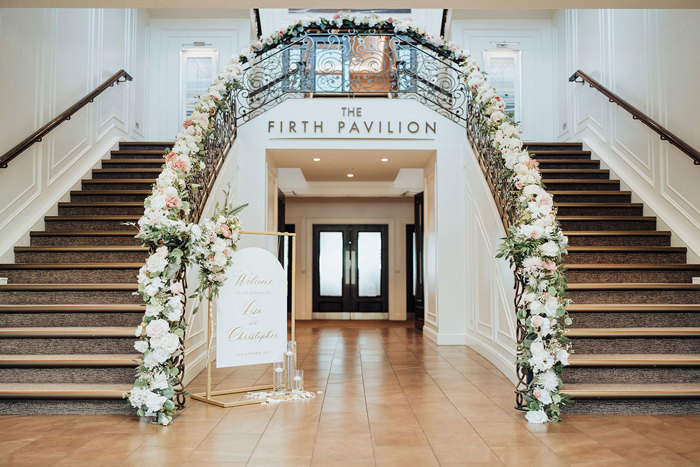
[0,141,171,415]
[524,142,700,414]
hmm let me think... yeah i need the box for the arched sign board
[216,247,287,368]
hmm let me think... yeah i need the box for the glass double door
[312,224,388,318]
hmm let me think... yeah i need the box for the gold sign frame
[190,230,297,408]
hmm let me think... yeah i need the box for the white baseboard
[465,334,517,385]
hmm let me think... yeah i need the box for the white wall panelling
[554,9,700,261]
[0,8,150,263]
[146,18,249,141]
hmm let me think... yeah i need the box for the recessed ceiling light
[346,173,354,178]
[313,157,321,162]
[381,158,389,162]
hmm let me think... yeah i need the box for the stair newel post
[513,267,530,410]
[206,286,213,401]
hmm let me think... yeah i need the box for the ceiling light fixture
[346,173,354,178]
[380,158,389,162]
[313,157,321,162]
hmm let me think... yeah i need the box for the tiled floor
[1,321,700,466]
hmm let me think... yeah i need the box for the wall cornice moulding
[2,1,700,8]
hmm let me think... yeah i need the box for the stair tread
[31,230,139,237]
[70,190,151,195]
[567,246,684,251]
[0,327,136,337]
[542,179,618,183]
[119,141,172,145]
[567,303,700,311]
[557,216,655,220]
[82,179,156,183]
[567,327,700,337]
[567,282,700,290]
[0,283,138,290]
[58,202,144,207]
[44,215,141,220]
[530,150,591,154]
[15,246,145,251]
[0,263,143,269]
[551,191,631,195]
[0,383,131,398]
[93,168,162,173]
[569,354,700,366]
[556,203,642,207]
[566,263,700,270]
[0,304,144,312]
[524,142,584,146]
[563,231,670,236]
[0,354,138,365]
[537,159,600,164]
[540,169,609,173]
[562,383,700,397]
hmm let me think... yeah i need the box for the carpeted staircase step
[0,284,140,305]
[568,327,700,354]
[566,246,686,264]
[58,202,144,216]
[561,383,700,414]
[556,203,643,217]
[119,141,172,151]
[30,231,140,247]
[550,191,631,203]
[70,190,151,203]
[0,327,137,354]
[535,159,600,169]
[0,263,142,283]
[540,169,610,179]
[523,142,584,151]
[566,304,700,328]
[0,304,145,327]
[92,168,163,179]
[0,354,139,384]
[566,283,700,304]
[43,216,140,232]
[566,264,700,283]
[82,179,156,191]
[0,383,134,415]
[564,231,671,247]
[558,216,656,231]
[530,150,591,160]
[542,179,620,191]
[564,354,700,384]
[14,246,146,263]
[102,158,164,167]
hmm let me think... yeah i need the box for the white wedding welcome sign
[216,247,287,368]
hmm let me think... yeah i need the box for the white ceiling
[3,2,699,8]
[267,148,434,182]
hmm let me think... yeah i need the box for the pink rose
[170,158,186,171]
[543,260,558,273]
[220,224,232,238]
[165,151,176,162]
[183,119,192,128]
[165,194,181,209]
[531,315,545,328]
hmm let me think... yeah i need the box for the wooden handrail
[0,69,132,169]
[570,69,700,165]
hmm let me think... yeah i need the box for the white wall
[0,8,149,262]
[451,18,555,141]
[553,9,700,260]
[146,18,249,141]
[285,197,414,321]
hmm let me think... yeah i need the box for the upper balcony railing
[234,32,468,128]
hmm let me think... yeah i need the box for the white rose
[128,387,149,408]
[151,333,180,354]
[537,369,560,392]
[525,409,549,424]
[152,347,171,364]
[539,241,559,257]
[213,252,228,267]
[557,349,570,366]
[166,307,183,322]
[145,391,167,413]
[145,319,170,339]
[134,340,149,353]
[150,372,169,390]
[146,253,168,274]
[145,302,163,318]
[535,388,553,405]
[134,324,143,337]
[544,296,560,317]
[167,295,183,313]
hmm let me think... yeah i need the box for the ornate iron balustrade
[234,32,469,127]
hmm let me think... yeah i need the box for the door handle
[344,250,351,285]
[350,251,357,286]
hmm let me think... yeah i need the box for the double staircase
[0,142,170,414]
[0,140,698,415]
[524,142,700,413]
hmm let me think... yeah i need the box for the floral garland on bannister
[126,11,570,425]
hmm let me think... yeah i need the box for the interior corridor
[1,321,699,466]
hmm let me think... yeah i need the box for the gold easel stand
[190,230,297,408]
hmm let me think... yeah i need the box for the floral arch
[126,12,571,426]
